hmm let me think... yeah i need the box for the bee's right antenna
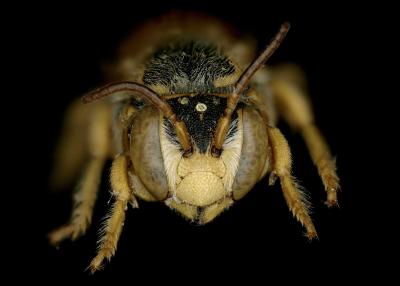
[82,82,193,156]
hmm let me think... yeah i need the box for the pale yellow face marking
[177,152,226,178]
[176,172,225,206]
[175,152,227,206]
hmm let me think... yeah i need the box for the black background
[8,1,389,283]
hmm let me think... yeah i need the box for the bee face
[159,96,244,221]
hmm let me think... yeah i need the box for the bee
[48,12,340,273]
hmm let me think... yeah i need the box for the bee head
[81,22,290,223]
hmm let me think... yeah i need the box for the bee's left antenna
[212,22,290,156]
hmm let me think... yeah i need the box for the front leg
[48,158,106,244]
[267,126,317,239]
[88,154,138,273]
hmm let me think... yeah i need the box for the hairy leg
[49,102,111,244]
[88,155,137,273]
[267,126,317,239]
[271,64,340,207]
